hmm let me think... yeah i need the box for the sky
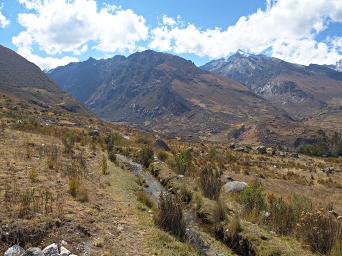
[0,0,341,70]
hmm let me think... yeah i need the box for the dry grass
[154,192,185,240]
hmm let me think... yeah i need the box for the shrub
[199,165,222,200]
[136,191,155,209]
[154,192,185,240]
[62,133,75,155]
[237,181,265,216]
[106,133,123,149]
[102,154,108,175]
[28,168,38,182]
[46,145,58,169]
[228,215,242,236]
[108,149,117,163]
[68,177,88,202]
[138,146,154,168]
[226,151,237,162]
[136,135,152,145]
[296,211,342,254]
[157,150,168,162]
[174,148,192,175]
[214,198,228,222]
[266,195,296,235]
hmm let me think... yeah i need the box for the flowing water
[116,154,232,256]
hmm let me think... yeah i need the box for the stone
[4,245,25,256]
[59,246,71,256]
[23,248,44,256]
[256,146,267,154]
[222,181,247,193]
[42,243,59,256]
[228,143,236,149]
[279,151,286,157]
[291,152,299,158]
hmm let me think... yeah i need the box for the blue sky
[0,0,341,69]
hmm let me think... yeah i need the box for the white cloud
[162,15,176,26]
[12,30,79,70]
[0,3,10,28]
[149,0,342,65]
[14,0,148,55]
[17,46,79,70]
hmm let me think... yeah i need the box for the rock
[222,181,247,193]
[321,167,335,174]
[266,147,275,156]
[42,243,59,256]
[153,139,170,151]
[23,248,44,256]
[256,146,267,154]
[291,152,299,158]
[59,246,71,256]
[228,143,236,149]
[279,151,286,157]
[88,129,99,139]
[4,245,26,256]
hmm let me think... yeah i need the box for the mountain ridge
[201,51,342,121]
[49,50,295,143]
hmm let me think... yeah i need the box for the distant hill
[202,51,342,121]
[0,45,89,114]
[49,50,293,143]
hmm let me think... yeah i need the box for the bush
[296,211,342,254]
[154,192,185,240]
[62,133,75,155]
[136,191,155,209]
[136,135,152,145]
[102,154,108,175]
[138,146,154,168]
[214,198,228,222]
[174,148,192,175]
[28,168,38,182]
[108,149,117,163]
[228,215,242,236]
[237,181,265,216]
[157,150,168,162]
[266,195,296,235]
[199,165,222,200]
[68,177,88,202]
[46,145,58,169]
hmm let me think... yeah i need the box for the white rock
[222,181,247,193]
[42,243,59,256]
[4,245,25,256]
[59,246,71,256]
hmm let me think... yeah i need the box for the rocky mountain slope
[202,51,342,120]
[49,50,293,142]
[0,45,89,115]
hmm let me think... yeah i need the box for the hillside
[0,45,89,115]
[49,50,294,144]
[202,51,342,122]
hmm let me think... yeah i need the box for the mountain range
[1,43,341,145]
[48,50,298,143]
[202,51,342,121]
